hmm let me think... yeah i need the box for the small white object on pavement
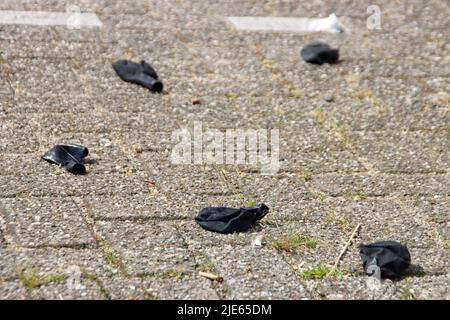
[307,13,344,33]
[227,13,344,33]
[252,235,264,248]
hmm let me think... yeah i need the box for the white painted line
[227,14,343,33]
[0,10,102,28]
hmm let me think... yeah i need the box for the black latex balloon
[112,60,163,92]
[301,42,339,65]
[42,144,89,175]
[359,241,411,279]
[195,203,269,234]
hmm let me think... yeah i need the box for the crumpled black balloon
[359,241,411,279]
[42,144,89,175]
[301,42,339,65]
[195,203,269,234]
[112,60,163,92]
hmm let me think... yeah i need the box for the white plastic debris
[227,13,344,33]
[366,264,383,290]
[252,235,264,248]
[307,13,344,33]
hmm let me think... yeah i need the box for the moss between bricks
[243,200,257,207]
[136,268,188,280]
[296,263,346,280]
[82,272,111,299]
[295,169,319,181]
[398,287,417,300]
[195,261,215,273]
[20,268,67,289]
[268,234,318,253]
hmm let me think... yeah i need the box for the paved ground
[0,0,449,299]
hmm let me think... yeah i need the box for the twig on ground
[199,271,224,283]
[332,223,362,271]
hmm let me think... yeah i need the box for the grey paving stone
[145,163,235,199]
[0,173,149,198]
[0,25,61,42]
[199,245,309,299]
[2,112,179,136]
[0,256,107,299]
[279,150,365,173]
[238,172,314,202]
[0,280,29,299]
[95,220,192,276]
[0,247,110,279]
[0,151,143,177]
[27,279,106,300]
[103,276,220,300]
[330,98,449,131]
[352,131,449,173]
[74,194,176,221]
[392,275,450,300]
[305,276,398,300]
[0,198,94,247]
[310,173,450,197]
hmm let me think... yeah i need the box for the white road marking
[0,10,102,28]
[227,14,343,33]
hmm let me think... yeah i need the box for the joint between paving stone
[173,221,230,300]
[75,200,129,277]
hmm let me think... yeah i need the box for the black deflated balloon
[112,60,163,92]
[301,42,339,65]
[195,203,269,234]
[359,241,411,278]
[42,144,89,175]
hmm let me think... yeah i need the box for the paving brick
[95,220,192,276]
[0,198,94,247]
[0,247,110,279]
[103,277,220,300]
[200,245,309,299]
[310,173,450,197]
[0,173,149,198]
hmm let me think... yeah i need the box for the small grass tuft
[296,263,345,279]
[83,272,111,299]
[20,268,43,289]
[289,88,304,98]
[332,124,352,149]
[295,169,319,181]
[343,191,367,200]
[376,103,391,114]
[101,242,124,271]
[143,291,160,300]
[399,287,416,300]
[244,200,257,207]
[196,261,215,273]
[20,268,67,289]
[225,92,238,100]
[46,274,68,283]
[323,211,352,231]
[158,269,187,279]
[269,234,318,253]
[355,90,374,99]
[309,108,326,124]
[138,269,187,280]
[83,272,99,282]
